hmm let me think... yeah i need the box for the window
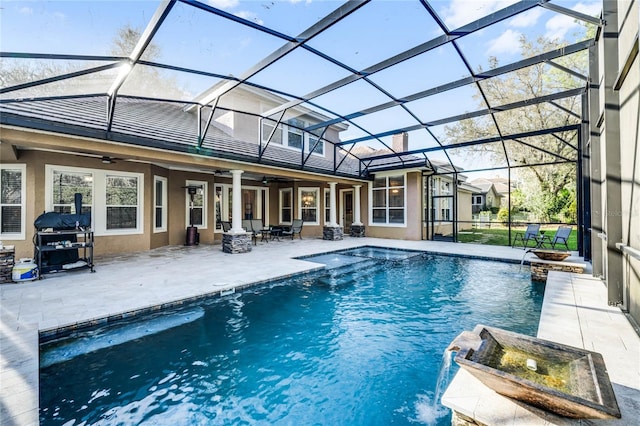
[279,188,292,225]
[441,202,451,221]
[1,164,26,239]
[154,176,167,232]
[309,132,324,155]
[46,165,143,235]
[299,187,319,225]
[185,180,207,228]
[287,118,304,150]
[262,117,326,156]
[53,169,93,214]
[371,174,405,225]
[473,195,482,205]
[106,174,139,230]
[261,119,283,145]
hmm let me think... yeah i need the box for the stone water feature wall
[530,260,585,282]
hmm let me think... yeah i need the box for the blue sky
[1,0,600,175]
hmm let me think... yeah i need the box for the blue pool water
[40,248,545,425]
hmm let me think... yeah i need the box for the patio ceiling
[0,0,602,177]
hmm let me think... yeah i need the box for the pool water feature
[40,249,545,425]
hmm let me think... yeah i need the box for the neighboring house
[469,177,508,212]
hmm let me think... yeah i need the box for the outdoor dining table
[269,225,284,241]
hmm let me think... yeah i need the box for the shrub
[497,207,510,224]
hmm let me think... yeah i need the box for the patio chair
[512,224,540,249]
[282,219,303,240]
[251,219,268,243]
[539,226,572,250]
[220,221,231,232]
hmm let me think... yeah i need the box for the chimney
[392,132,408,152]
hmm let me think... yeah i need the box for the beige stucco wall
[2,150,153,259]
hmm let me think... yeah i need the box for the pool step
[317,259,379,287]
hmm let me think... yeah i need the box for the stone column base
[323,226,344,241]
[350,224,365,237]
[222,233,252,254]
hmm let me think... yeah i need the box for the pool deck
[1,237,638,425]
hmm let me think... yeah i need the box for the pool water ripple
[40,251,543,425]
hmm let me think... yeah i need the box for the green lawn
[457,226,578,251]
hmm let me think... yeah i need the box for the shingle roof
[0,96,363,177]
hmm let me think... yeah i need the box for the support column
[350,184,365,237]
[323,182,343,241]
[223,169,251,253]
[602,2,624,307]
[230,170,244,233]
[329,182,338,227]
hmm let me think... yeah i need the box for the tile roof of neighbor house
[0,96,363,178]
[469,177,515,197]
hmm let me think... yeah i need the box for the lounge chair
[282,219,303,240]
[512,224,540,249]
[539,226,572,250]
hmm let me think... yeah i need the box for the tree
[444,34,588,223]
[1,25,189,101]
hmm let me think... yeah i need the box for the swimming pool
[40,248,544,425]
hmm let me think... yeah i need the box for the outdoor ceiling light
[101,156,113,164]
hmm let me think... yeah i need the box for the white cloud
[19,7,33,15]
[235,10,263,25]
[487,29,521,55]
[441,0,518,29]
[508,7,544,28]
[207,0,239,10]
[545,2,601,41]
[53,11,66,20]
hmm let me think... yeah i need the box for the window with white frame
[299,187,319,225]
[261,119,283,145]
[371,174,405,225]
[260,114,325,156]
[309,132,324,155]
[287,118,304,150]
[1,164,26,239]
[185,180,207,228]
[106,174,139,230]
[52,169,93,214]
[441,197,451,221]
[154,176,167,232]
[46,165,143,235]
[279,188,292,225]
